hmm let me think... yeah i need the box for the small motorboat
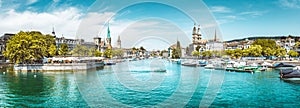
[182,60,198,67]
[280,69,300,82]
[104,60,116,65]
[204,64,214,69]
[274,63,295,70]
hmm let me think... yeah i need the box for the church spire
[52,27,56,36]
[214,29,217,42]
[193,23,197,35]
[197,25,201,34]
[107,22,111,39]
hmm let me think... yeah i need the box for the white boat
[204,64,214,69]
[181,60,198,67]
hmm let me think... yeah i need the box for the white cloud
[0,7,82,39]
[278,0,300,8]
[210,6,232,13]
[240,11,268,17]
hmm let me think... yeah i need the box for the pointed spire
[52,27,56,36]
[214,29,217,42]
[197,24,201,34]
[107,21,111,39]
[193,23,197,35]
[117,35,121,42]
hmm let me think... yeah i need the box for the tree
[248,45,263,57]
[264,47,276,57]
[202,51,213,58]
[49,44,57,57]
[71,44,88,56]
[288,50,298,57]
[88,48,96,56]
[171,48,181,59]
[233,49,243,59]
[192,51,200,58]
[95,50,102,57]
[112,49,124,58]
[195,46,201,52]
[104,48,112,58]
[3,31,53,64]
[58,43,69,56]
[275,47,286,57]
[45,34,56,57]
[252,39,278,56]
[242,49,250,57]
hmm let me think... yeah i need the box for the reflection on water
[1,59,300,107]
[0,67,87,107]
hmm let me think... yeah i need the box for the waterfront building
[187,24,207,55]
[205,30,224,51]
[94,23,113,53]
[224,35,300,52]
[94,37,102,51]
[117,35,121,49]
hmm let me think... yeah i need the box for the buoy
[34,75,37,78]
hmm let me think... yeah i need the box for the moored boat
[280,69,300,82]
[274,63,295,70]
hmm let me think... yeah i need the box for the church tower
[107,23,112,49]
[192,23,198,44]
[52,27,56,37]
[192,24,202,44]
[117,35,121,49]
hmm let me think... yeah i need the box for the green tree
[242,49,250,57]
[49,44,57,57]
[248,45,263,57]
[58,43,69,56]
[3,31,52,64]
[252,39,278,56]
[288,50,298,57]
[264,47,275,56]
[88,48,96,56]
[112,49,124,58]
[95,50,102,57]
[192,51,200,58]
[233,49,243,59]
[171,48,181,59]
[195,46,201,52]
[71,44,88,56]
[202,51,213,58]
[275,47,286,57]
[104,48,112,58]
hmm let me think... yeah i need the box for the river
[0,59,299,107]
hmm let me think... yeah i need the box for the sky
[0,0,300,50]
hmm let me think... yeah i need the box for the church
[187,24,207,55]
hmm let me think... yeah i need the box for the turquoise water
[1,59,300,107]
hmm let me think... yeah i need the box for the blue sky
[0,0,300,50]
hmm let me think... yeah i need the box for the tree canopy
[3,31,56,64]
[58,43,69,56]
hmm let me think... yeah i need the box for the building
[224,35,300,51]
[94,23,113,53]
[117,35,121,49]
[205,30,224,51]
[94,37,102,51]
[187,24,207,55]
[55,36,84,51]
